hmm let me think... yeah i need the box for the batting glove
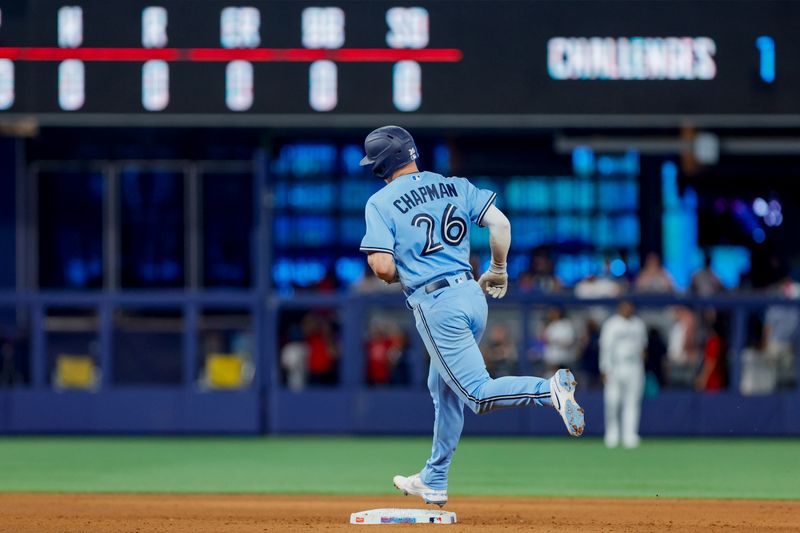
[477,262,508,299]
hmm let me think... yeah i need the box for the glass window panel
[339,216,365,246]
[274,182,336,210]
[112,308,182,385]
[202,172,252,288]
[599,180,638,211]
[511,216,551,248]
[39,170,103,289]
[533,179,551,211]
[555,254,595,287]
[594,215,612,248]
[598,181,615,210]
[0,307,31,387]
[340,180,381,210]
[616,214,641,247]
[273,257,329,289]
[274,216,334,248]
[554,179,576,211]
[432,144,451,176]
[469,225,490,250]
[341,144,369,175]
[335,256,366,286]
[505,179,524,210]
[198,309,253,389]
[622,180,639,210]
[271,143,337,177]
[508,178,549,211]
[293,182,335,209]
[575,180,595,210]
[575,215,593,244]
[120,168,184,288]
[45,308,98,389]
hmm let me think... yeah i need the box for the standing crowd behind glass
[512,251,799,395]
[274,250,798,394]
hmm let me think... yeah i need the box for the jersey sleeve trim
[359,246,395,256]
[476,192,497,227]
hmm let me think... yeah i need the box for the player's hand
[477,262,508,299]
[384,270,401,285]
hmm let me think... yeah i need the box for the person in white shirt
[600,301,648,449]
[575,267,623,326]
[542,307,578,373]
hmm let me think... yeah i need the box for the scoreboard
[0,0,799,126]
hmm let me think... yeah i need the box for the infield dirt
[0,494,798,532]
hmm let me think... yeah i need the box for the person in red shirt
[303,312,339,385]
[366,321,407,385]
[696,321,727,391]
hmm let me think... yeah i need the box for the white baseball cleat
[392,473,448,507]
[550,368,585,437]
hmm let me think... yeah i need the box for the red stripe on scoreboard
[0,47,463,63]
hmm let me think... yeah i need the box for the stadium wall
[0,292,797,436]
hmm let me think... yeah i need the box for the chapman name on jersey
[392,182,459,214]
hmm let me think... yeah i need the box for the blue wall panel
[269,389,800,436]
[0,388,797,435]
[0,389,260,433]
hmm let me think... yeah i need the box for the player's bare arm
[367,251,399,283]
[477,204,511,299]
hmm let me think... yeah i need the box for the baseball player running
[359,126,585,507]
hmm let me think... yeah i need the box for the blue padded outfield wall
[0,292,798,436]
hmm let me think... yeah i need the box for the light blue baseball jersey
[360,169,557,493]
[359,171,496,290]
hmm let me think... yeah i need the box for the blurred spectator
[690,252,725,297]
[303,312,339,385]
[280,325,308,391]
[645,326,667,387]
[578,318,602,388]
[575,257,623,325]
[763,277,800,388]
[635,252,675,342]
[388,326,411,386]
[541,307,577,374]
[666,306,699,388]
[365,320,407,385]
[617,251,637,287]
[519,249,563,293]
[481,324,518,377]
[695,319,727,392]
[740,318,777,395]
[600,301,647,449]
[635,252,674,294]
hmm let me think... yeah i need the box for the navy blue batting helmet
[359,125,419,179]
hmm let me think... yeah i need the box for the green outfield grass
[0,437,797,500]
